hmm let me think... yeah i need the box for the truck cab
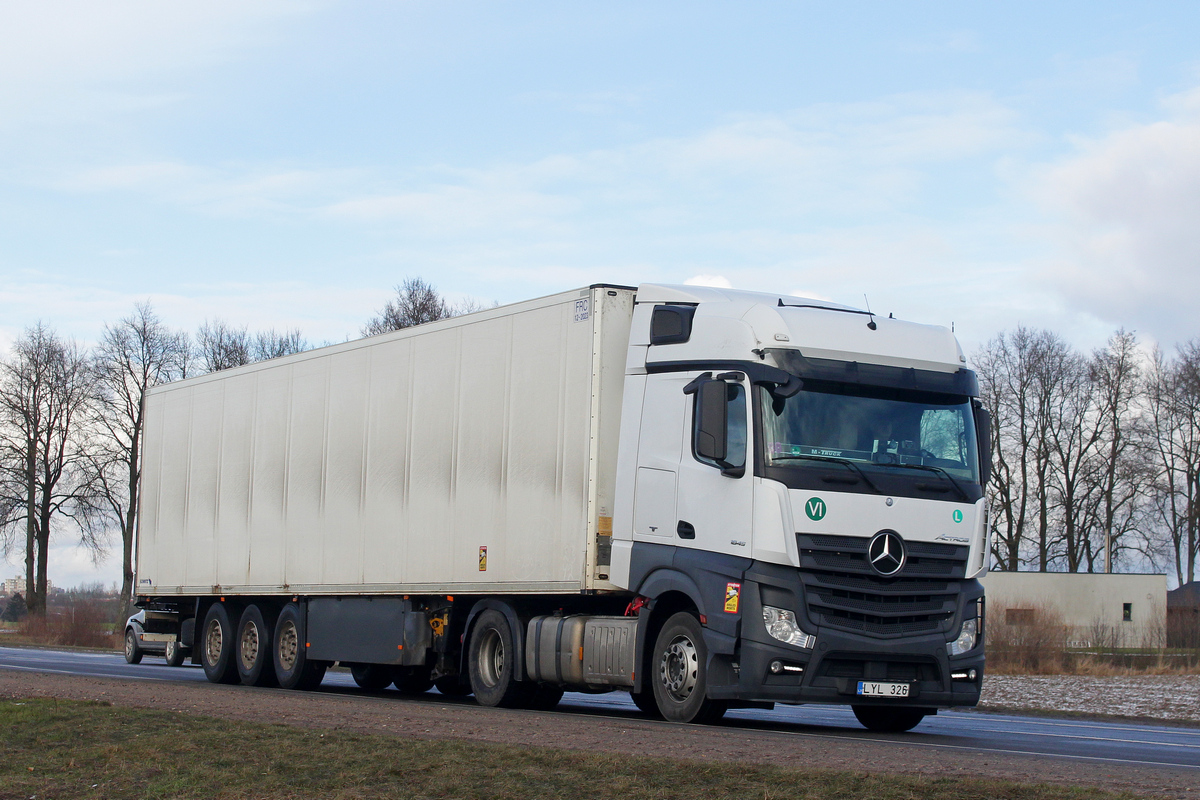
[610,284,989,730]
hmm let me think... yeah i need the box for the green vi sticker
[805,497,827,521]
[952,509,964,523]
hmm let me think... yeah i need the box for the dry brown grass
[986,602,1200,675]
[12,596,118,650]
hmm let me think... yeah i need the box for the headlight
[947,617,978,656]
[762,606,816,649]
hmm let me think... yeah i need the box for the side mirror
[973,404,992,487]
[695,379,728,462]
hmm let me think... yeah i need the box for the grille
[797,532,969,639]
[818,657,940,682]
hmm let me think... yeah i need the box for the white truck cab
[609,285,989,729]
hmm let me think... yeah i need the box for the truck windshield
[760,380,981,489]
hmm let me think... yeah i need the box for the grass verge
[1,697,1147,800]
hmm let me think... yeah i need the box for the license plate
[856,681,911,697]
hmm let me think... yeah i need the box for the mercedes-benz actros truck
[131,283,990,732]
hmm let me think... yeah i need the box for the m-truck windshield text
[130,283,990,734]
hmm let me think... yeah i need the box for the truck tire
[350,664,393,690]
[164,640,186,667]
[392,665,434,694]
[467,609,531,708]
[236,605,278,687]
[200,604,240,684]
[123,629,143,664]
[852,705,930,733]
[273,603,327,690]
[651,612,727,724]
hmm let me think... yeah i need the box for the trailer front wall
[137,290,621,596]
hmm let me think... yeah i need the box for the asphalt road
[3,644,1200,773]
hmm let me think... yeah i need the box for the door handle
[677,520,696,539]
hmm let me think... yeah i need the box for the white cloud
[0,1,318,127]
[1033,88,1200,346]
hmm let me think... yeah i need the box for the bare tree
[362,277,454,336]
[0,324,102,615]
[88,302,190,615]
[1143,341,1200,585]
[252,328,308,361]
[1087,330,1145,573]
[975,328,1060,570]
[196,319,252,372]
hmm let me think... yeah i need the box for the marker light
[762,606,816,649]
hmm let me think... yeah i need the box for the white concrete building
[980,572,1167,649]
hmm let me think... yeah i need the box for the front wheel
[852,705,931,733]
[123,629,143,664]
[650,612,726,724]
[164,640,186,667]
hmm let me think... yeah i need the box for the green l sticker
[805,497,827,521]
[952,509,964,523]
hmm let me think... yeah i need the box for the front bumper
[705,563,985,709]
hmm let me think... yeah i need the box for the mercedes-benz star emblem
[867,530,906,577]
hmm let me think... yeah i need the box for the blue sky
[2,2,1199,587]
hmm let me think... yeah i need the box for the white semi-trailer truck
[131,283,990,731]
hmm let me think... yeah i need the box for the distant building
[1166,581,1200,647]
[2,576,53,597]
[981,572,1167,648]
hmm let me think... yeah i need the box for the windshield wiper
[872,461,971,502]
[770,455,884,494]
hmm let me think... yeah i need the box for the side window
[693,382,746,470]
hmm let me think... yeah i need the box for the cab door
[674,372,754,558]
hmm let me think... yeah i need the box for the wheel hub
[659,635,699,701]
[240,622,260,670]
[278,620,298,671]
[204,619,223,666]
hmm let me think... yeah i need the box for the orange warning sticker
[724,582,741,614]
[479,546,488,571]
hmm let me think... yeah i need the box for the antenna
[863,294,877,330]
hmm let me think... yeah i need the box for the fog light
[951,669,978,682]
[947,617,978,656]
[763,606,817,649]
[770,660,784,674]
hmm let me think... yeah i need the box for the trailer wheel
[164,640,186,667]
[123,629,143,664]
[434,675,472,697]
[851,705,930,733]
[392,665,434,694]
[651,612,727,724]
[273,604,327,690]
[200,604,240,684]
[467,609,529,707]
[350,664,393,691]
[236,605,278,686]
